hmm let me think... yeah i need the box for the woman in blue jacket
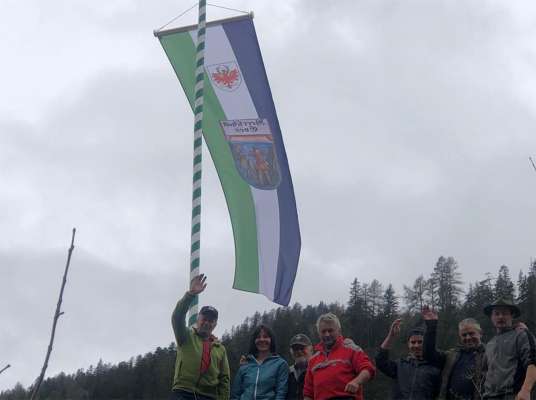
[231,324,289,400]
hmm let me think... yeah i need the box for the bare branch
[0,364,10,375]
[30,228,76,400]
[530,157,536,174]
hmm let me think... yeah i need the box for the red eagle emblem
[208,63,242,91]
[212,66,239,89]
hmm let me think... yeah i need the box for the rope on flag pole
[530,157,536,175]
[188,0,207,327]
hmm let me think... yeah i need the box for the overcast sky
[1,0,536,392]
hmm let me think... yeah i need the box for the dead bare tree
[30,228,76,400]
[0,364,10,375]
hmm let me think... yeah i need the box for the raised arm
[422,306,447,368]
[375,319,401,379]
[381,318,401,350]
[171,274,207,345]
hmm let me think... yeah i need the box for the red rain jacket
[303,336,375,400]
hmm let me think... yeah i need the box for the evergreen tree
[462,274,495,337]
[518,261,536,331]
[495,265,515,300]
[368,279,384,318]
[403,275,426,312]
[348,278,360,307]
[382,284,399,320]
[426,277,439,310]
[344,279,370,346]
[430,256,463,313]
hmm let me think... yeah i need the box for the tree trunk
[30,228,76,400]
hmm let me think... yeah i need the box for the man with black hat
[375,318,441,399]
[287,334,313,400]
[482,298,536,400]
[170,274,230,400]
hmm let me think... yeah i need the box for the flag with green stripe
[156,14,301,305]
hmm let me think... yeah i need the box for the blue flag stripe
[223,19,301,305]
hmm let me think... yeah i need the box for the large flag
[156,14,301,305]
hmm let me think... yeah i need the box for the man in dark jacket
[287,334,313,400]
[422,306,485,400]
[376,318,441,399]
[482,298,536,400]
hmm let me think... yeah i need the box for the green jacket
[172,293,230,400]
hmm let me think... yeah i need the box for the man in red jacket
[303,313,375,400]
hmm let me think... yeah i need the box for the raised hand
[389,319,402,338]
[422,305,438,321]
[381,318,402,349]
[189,274,207,295]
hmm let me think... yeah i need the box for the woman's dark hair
[248,324,277,356]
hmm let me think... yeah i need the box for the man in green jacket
[171,274,230,400]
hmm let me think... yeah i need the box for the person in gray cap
[170,274,230,400]
[482,298,536,400]
[287,334,313,400]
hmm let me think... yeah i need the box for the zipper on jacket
[253,358,261,400]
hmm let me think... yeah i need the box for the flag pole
[188,0,207,327]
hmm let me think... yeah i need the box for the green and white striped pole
[188,0,207,327]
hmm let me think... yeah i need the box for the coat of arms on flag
[220,119,281,190]
[206,62,242,92]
